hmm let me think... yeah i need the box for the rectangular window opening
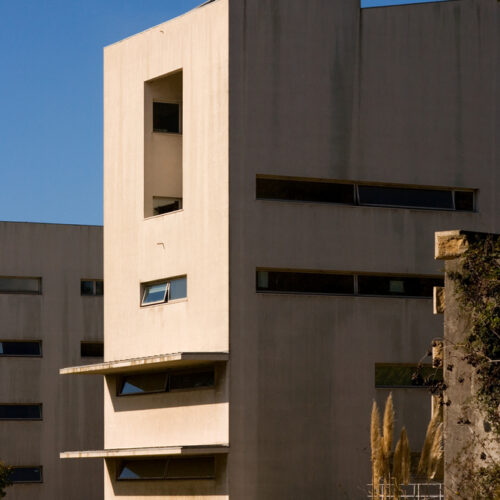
[118,368,215,396]
[9,467,43,483]
[141,276,187,306]
[0,404,42,420]
[375,363,443,388]
[81,279,103,296]
[80,342,104,358]
[0,341,41,357]
[257,270,442,298]
[256,175,475,212]
[145,71,183,218]
[117,457,215,481]
[0,277,41,295]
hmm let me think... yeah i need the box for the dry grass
[418,409,441,478]
[371,401,383,494]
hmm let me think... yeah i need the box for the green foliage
[449,235,500,434]
[447,235,500,498]
[0,462,12,498]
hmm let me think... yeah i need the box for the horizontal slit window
[81,279,103,296]
[118,457,215,481]
[0,404,42,420]
[362,0,450,7]
[0,341,41,357]
[256,178,355,204]
[118,369,215,396]
[141,276,187,306]
[0,277,41,294]
[375,364,443,388]
[257,270,442,298]
[256,176,475,212]
[358,185,453,209]
[9,467,43,483]
[80,342,103,358]
[257,271,354,295]
[358,276,442,298]
[153,197,182,216]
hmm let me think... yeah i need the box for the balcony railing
[367,483,444,499]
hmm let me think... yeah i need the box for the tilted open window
[141,276,187,306]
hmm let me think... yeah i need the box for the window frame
[80,279,103,296]
[9,466,43,484]
[141,276,187,307]
[256,175,476,213]
[0,340,42,357]
[0,403,43,421]
[0,277,42,295]
[375,362,443,389]
[152,100,182,135]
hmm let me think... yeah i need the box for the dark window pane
[256,270,354,295]
[118,460,167,480]
[169,277,187,301]
[95,281,104,295]
[0,341,41,356]
[155,200,181,215]
[358,185,453,210]
[142,283,168,305]
[80,342,103,358]
[166,457,215,479]
[256,178,355,205]
[119,373,168,396]
[0,404,42,419]
[0,278,40,294]
[170,370,214,391]
[454,191,474,211]
[153,102,180,133]
[81,281,94,295]
[9,467,43,483]
[375,364,443,388]
[358,276,443,298]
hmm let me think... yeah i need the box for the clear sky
[0,0,448,225]
[0,0,201,226]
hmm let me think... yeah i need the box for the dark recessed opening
[454,191,474,211]
[153,102,180,133]
[9,467,43,483]
[256,178,355,205]
[80,342,104,358]
[0,341,41,357]
[357,276,443,298]
[117,457,215,480]
[256,270,355,295]
[0,404,42,420]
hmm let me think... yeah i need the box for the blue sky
[0,0,201,225]
[0,0,447,225]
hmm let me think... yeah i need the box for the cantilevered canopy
[60,444,229,460]
[60,352,229,376]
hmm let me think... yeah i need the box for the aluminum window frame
[0,340,42,357]
[0,403,43,421]
[9,466,43,484]
[0,277,42,295]
[152,100,183,135]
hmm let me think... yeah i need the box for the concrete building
[0,222,103,499]
[61,0,499,498]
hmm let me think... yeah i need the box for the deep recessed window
[9,467,43,483]
[153,102,181,134]
[81,280,103,296]
[153,197,182,215]
[256,270,354,295]
[118,369,215,396]
[0,277,41,294]
[0,404,42,420]
[257,270,442,298]
[141,276,187,306]
[117,457,215,481]
[80,342,104,358]
[358,276,442,298]
[375,363,443,388]
[256,178,355,205]
[0,341,41,357]
[256,176,475,212]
